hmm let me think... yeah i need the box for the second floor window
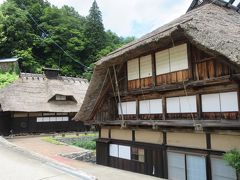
[156,43,188,75]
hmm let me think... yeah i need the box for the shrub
[72,140,96,150]
[223,149,240,173]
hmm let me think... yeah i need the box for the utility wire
[18,1,91,70]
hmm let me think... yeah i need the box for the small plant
[223,149,240,174]
[72,140,96,150]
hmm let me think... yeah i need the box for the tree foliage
[0,0,135,78]
[224,149,240,173]
[0,72,18,88]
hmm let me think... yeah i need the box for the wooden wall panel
[156,69,189,86]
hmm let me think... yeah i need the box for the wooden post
[152,53,156,87]
[196,94,202,120]
[162,96,166,120]
[136,99,140,120]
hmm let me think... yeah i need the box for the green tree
[84,0,106,65]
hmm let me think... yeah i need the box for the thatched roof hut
[74,0,240,122]
[0,72,88,113]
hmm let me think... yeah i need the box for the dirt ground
[8,135,163,180]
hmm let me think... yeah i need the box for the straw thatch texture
[0,73,88,113]
[74,3,240,121]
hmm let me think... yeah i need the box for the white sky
[0,0,193,37]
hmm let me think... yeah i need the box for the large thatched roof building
[74,0,240,122]
[0,68,88,135]
[74,0,240,179]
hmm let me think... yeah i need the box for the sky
[0,0,194,37]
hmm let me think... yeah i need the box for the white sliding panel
[155,49,170,75]
[139,100,150,114]
[127,58,139,80]
[140,55,152,78]
[126,101,136,114]
[220,92,238,112]
[62,117,69,121]
[180,96,197,113]
[202,93,221,112]
[43,117,50,122]
[50,117,56,122]
[187,155,207,180]
[168,152,185,180]
[167,97,180,113]
[109,144,119,157]
[211,158,237,180]
[118,102,127,115]
[57,117,63,122]
[150,99,162,114]
[36,117,43,122]
[169,44,188,72]
[118,145,131,160]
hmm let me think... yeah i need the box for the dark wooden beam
[110,75,236,97]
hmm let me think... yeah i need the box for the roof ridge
[20,72,88,83]
[188,0,240,13]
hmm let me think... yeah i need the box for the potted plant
[223,149,240,179]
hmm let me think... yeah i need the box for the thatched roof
[74,1,240,122]
[0,73,88,113]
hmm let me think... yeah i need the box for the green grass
[42,137,65,145]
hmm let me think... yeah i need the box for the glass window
[131,147,145,162]
[186,155,206,180]
[168,152,207,180]
[109,144,118,157]
[168,152,185,180]
[211,157,237,180]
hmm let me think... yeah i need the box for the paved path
[9,136,162,180]
[0,139,93,180]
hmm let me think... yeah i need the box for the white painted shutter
[118,145,131,160]
[127,58,139,80]
[167,152,186,180]
[167,97,180,113]
[150,99,162,114]
[180,96,197,113]
[211,158,237,180]
[202,93,221,112]
[220,92,238,112]
[126,101,136,114]
[109,144,118,157]
[139,100,150,114]
[170,44,188,72]
[186,155,207,180]
[155,49,170,75]
[140,55,152,78]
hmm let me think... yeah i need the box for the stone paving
[8,135,163,180]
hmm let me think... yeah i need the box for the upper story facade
[75,1,240,129]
